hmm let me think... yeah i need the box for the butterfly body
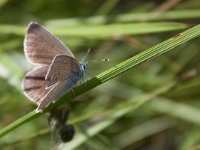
[23,22,87,112]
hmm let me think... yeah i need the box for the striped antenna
[89,58,110,63]
[82,48,110,63]
[82,48,91,62]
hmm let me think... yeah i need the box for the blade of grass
[0,80,175,147]
[150,97,200,125]
[114,117,176,149]
[62,81,176,149]
[0,24,199,139]
[95,0,120,15]
[46,10,200,27]
[0,0,7,7]
[0,53,23,91]
[0,39,21,52]
[0,22,187,37]
[48,22,187,37]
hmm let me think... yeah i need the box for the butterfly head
[80,48,90,75]
[79,61,88,74]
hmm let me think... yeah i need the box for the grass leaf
[0,22,187,37]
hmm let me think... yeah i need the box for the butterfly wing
[45,55,81,87]
[24,22,75,65]
[23,65,51,103]
[36,80,70,112]
[36,55,82,112]
[23,22,83,112]
[23,65,72,112]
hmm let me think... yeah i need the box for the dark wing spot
[24,86,42,91]
[25,76,45,80]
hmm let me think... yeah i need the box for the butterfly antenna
[89,58,111,63]
[82,48,91,62]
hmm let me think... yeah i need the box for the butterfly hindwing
[23,65,51,103]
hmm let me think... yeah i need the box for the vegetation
[0,0,200,150]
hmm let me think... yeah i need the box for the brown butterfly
[22,22,87,112]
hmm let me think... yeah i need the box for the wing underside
[24,22,75,65]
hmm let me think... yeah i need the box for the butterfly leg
[80,73,89,89]
[71,88,76,97]
[81,75,85,85]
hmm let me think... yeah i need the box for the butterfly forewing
[24,22,75,65]
[46,55,81,87]
[36,55,81,112]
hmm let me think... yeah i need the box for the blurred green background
[0,0,200,150]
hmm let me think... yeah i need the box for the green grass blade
[62,81,175,149]
[114,117,176,149]
[0,0,7,7]
[0,22,187,37]
[0,24,199,139]
[95,0,120,15]
[150,98,200,125]
[46,10,200,27]
[49,22,187,37]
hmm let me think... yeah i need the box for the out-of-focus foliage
[0,0,200,150]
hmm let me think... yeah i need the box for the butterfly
[22,22,87,112]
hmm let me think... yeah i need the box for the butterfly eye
[80,64,86,70]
